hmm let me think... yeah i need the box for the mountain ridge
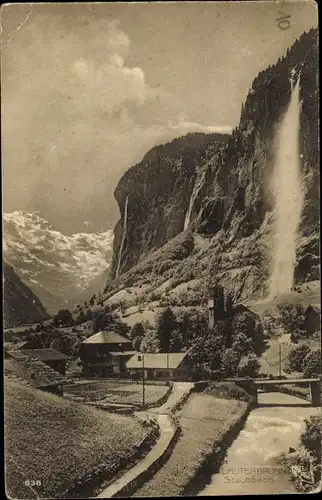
[3,261,49,328]
[3,211,114,313]
[104,28,319,308]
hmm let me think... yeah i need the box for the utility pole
[142,354,145,407]
[167,351,169,384]
[279,343,282,378]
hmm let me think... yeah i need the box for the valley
[3,13,320,500]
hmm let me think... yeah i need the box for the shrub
[300,415,322,462]
[284,342,311,373]
[291,329,307,343]
[206,382,254,403]
[302,349,321,378]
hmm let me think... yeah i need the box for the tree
[277,303,305,332]
[86,308,93,321]
[89,294,96,306]
[133,336,143,351]
[237,354,260,377]
[50,334,80,357]
[27,332,50,349]
[221,348,241,377]
[140,330,160,353]
[75,309,85,325]
[119,300,127,314]
[303,349,321,378]
[179,309,209,346]
[189,332,225,377]
[284,342,311,373]
[231,333,254,357]
[232,311,256,337]
[169,329,185,352]
[232,310,264,355]
[129,322,145,340]
[92,307,113,333]
[129,322,145,351]
[156,307,178,353]
[53,309,74,328]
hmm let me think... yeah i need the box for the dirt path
[96,382,193,498]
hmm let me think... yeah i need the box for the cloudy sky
[1,1,317,234]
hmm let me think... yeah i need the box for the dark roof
[126,352,188,370]
[82,331,131,345]
[20,349,70,361]
[4,341,28,352]
[233,303,259,317]
[305,304,321,314]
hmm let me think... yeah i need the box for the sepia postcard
[1,1,320,498]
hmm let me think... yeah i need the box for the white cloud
[106,19,131,55]
[70,21,161,116]
[167,113,232,134]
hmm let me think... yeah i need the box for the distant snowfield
[3,211,114,313]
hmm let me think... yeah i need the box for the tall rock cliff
[110,133,229,279]
[107,29,318,302]
[3,261,50,328]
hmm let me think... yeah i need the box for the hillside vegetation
[4,380,146,499]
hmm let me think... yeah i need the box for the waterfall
[116,195,129,278]
[184,190,195,230]
[184,173,204,230]
[268,76,303,297]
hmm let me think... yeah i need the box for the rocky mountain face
[107,29,318,303]
[3,211,114,314]
[3,261,49,328]
[110,132,230,279]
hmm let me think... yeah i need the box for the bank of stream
[199,391,320,495]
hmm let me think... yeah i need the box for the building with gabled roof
[82,330,132,345]
[8,348,69,375]
[126,351,190,380]
[80,330,134,377]
[19,349,69,375]
[5,349,72,395]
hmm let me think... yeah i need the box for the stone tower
[208,285,225,329]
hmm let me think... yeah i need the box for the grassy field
[245,280,320,319]
[4,379,146,499]
[134,393,248,497]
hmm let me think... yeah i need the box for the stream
[199,392,321,495]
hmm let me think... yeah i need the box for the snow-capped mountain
[3,211,114,314]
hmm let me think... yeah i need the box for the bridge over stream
[223,377,321,407]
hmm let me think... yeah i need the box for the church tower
[208,285,225,329]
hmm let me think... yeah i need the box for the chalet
[80,330,135,377]
[126,352,190,380]
[19,349,70,375]
[304,305,321,336]
[5,349,71,396]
